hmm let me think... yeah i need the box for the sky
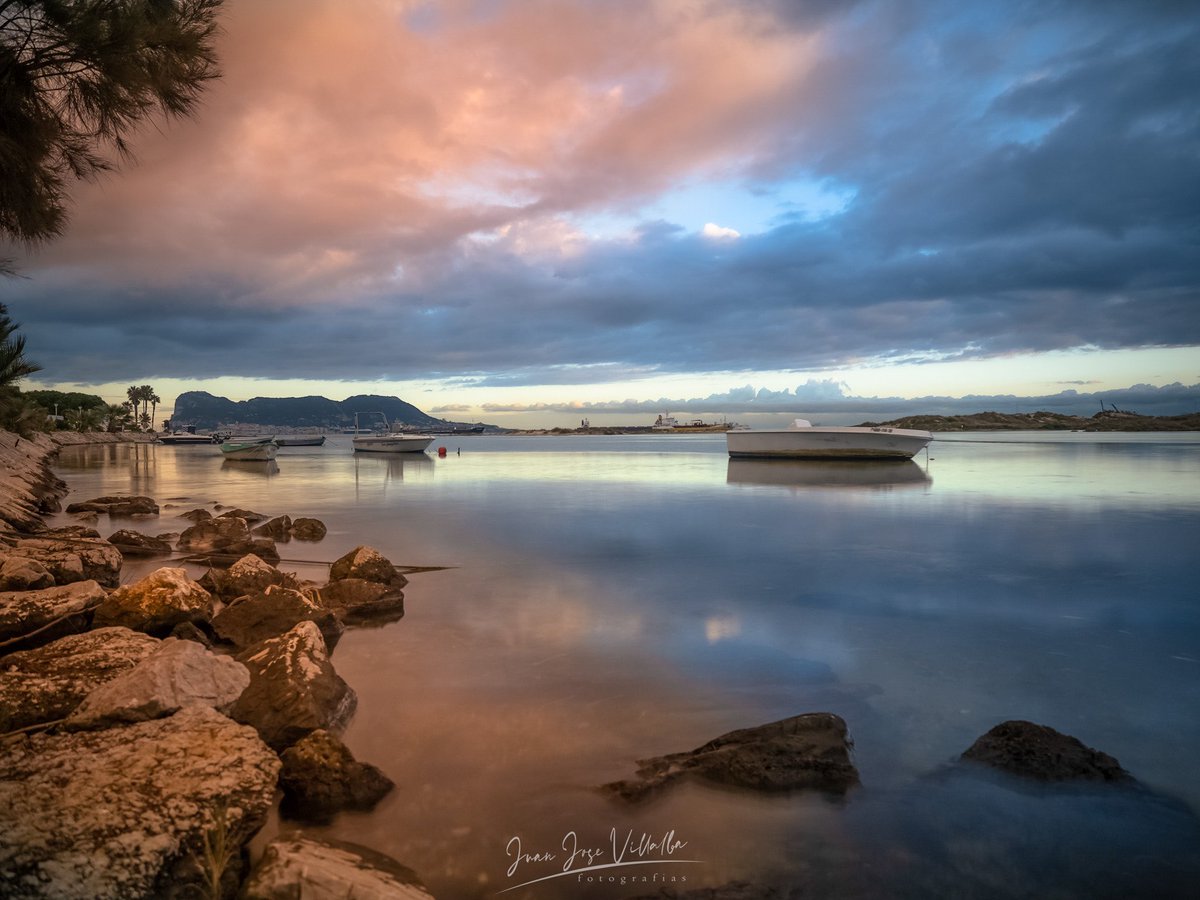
[4,0,1199,428]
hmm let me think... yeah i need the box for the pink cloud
[23,0,824,306]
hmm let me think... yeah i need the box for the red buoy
[437,446,447,457]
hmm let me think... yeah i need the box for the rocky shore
[1,429,433,898]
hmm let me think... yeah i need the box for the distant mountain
[169,391,489,431]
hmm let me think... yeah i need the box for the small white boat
[351,413,433,454]
[157,432,218,445]
[726,419,933,460]
[219,436,279,460]
[273,435,326,447]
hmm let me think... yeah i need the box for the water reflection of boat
[221,459,280,475]
[727,458,931,489]
[727,419,933,459]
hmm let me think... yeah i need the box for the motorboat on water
[157,432,219,445]
[726,419,933,460]
[219,436,279,461]
[351,413,434,454]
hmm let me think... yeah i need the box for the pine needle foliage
[0,0,224,244]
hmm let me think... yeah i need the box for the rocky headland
[864,408,1200,431]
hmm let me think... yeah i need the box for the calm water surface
[49,433,1200,899]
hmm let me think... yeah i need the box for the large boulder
[0,580,107,650]
[242,837,432,900]
[229,621,357,751]
[0,627,161,733]
[178,517,279,566]
[204,554,301,602]
[106,529,173,558]
[279,729,395,821]
[9,536,123,588]
[328,546,407,587]
[601,713,860,802]
[64,495,159,516]
[0,556,55,591]
[0,705,280,899]
[65,638,250,731]
[211,587,343,651]
[960,720,1134,782]
[315,578,405,626]
[92,567,213,636]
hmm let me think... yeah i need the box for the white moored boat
[351,413,434,454]
[219,436,279,461]
[726,419,933,460]
[157,432,218,445]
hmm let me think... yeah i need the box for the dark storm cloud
[2,0,1197,390]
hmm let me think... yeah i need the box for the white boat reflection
[727,458,931,489]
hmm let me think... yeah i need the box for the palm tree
[1,303,44,436]
[103,403,132,433]
[65,406,102,433]
[150,390,162,432]
[126,386,144,427]
[1,303,41,390]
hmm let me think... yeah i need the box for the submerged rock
[960,720,1134,783]
[0,627,161,733]
[65,637,249,731]
[314,578,405,626]
[92,567,213,636]
[0,580,106,650]
[279,729,395,821]
[64,495,159,516]
[289,517,327,541]
[218,507,270,524]
[229,621,357,751]
[253,515,292,540]
[106,529,173,558]
[0,705,279,900]
[602,713,860,802]
[242,836,432,900]
[177,516,279,565]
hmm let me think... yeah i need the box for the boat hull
[352,435,434,453]
[220,439,278,461]
[726,426,932,460]
[273,435,326,446]
[157,434,217,445]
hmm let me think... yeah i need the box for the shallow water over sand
[48,433,1200,898]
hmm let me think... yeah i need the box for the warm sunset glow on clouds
[5,0,1199,423]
